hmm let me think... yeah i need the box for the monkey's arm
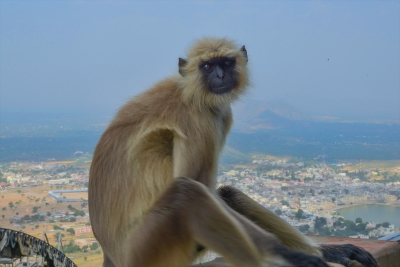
[172,130,220,187]
[217,186,379,267]
[217,186,321,256]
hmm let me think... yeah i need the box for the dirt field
[0,186,86,230]
[73,252,103,267]
[0,185,98,266]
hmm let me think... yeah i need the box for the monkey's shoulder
[115,76,230,122]
[109,78,179,118]
[107,75,233,144]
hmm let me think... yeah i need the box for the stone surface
[192,236,400,267]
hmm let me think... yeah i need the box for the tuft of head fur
[178,37,249,109]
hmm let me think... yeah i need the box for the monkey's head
[178,37,249,108]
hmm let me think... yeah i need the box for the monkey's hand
[320,244,379,267]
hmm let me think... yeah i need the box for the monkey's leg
[122,178,328,267]
[120,177,261,267]
[217,186,379,267]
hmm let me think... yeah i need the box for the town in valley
[1,155,399,266]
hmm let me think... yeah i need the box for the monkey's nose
[216,67,224,80]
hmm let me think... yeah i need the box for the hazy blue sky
[1,1,399,121]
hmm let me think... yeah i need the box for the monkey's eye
[224,60,233,66]
[202,63,212,71]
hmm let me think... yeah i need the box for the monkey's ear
[240,45,248,63]
[178,58,188,76]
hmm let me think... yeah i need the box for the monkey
[88,37,379,267]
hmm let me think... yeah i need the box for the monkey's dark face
[200,57,238,94]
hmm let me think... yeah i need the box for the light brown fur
[89,38,326,267]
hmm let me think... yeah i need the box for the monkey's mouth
[210,86,234,95]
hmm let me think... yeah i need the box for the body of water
[336,204,400,228]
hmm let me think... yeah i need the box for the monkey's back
[88,77,202,250]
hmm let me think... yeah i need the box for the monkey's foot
[276,247,330,267]
[320,244,379,267]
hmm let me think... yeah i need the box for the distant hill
[232,100,307,131]
[0,105,399,163]
[225,100,400,161]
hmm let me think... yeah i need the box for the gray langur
[89,37,379,267]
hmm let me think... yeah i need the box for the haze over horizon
[1,1,399,122]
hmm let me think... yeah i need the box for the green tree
[344,220,357,232]
[314,217,327,229]
[280,200,290,207]
[355,223,367,232]
[333,220,341,228]
[355,217,362,224]
[73,210,85,217]
[63,241,81,253]
[90,242,99,250]
[318,227,331,236]
[298,224,310,233]
[295,209,304,221]
[8,202,14,209]
[82,245,89,252]
[382,222,390,228]
[66,228,75,236]
[274,209,282,216]
[53,224,62,230]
